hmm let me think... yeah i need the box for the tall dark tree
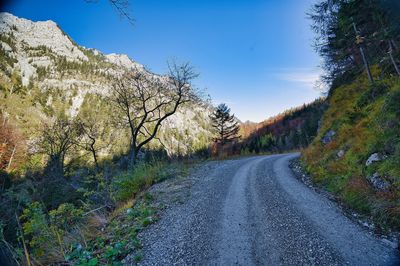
[210,103,240,146]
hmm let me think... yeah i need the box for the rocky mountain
[0,12,213,159]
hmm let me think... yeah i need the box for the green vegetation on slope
[1,152,191,265]
[303,72,400,230]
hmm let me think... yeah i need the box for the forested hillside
[238,99,326,154]
[303,0,400,230]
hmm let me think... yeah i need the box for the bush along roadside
[5,160,191,265]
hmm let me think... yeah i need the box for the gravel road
[136,153,399,265]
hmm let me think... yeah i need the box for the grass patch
[112,161,189,202]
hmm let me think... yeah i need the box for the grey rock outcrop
[321,130,336,144]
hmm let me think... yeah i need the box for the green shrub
[20,202,84,263]
[112,162,176,202]
[20,202,56,259]
[49,203,84,232]
[356,82,388,108]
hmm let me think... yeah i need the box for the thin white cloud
[278,72,319,85]
[273,68,322,86]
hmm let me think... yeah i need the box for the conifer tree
[309,0,400,85]
[210,103,240,146]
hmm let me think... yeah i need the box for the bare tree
[76,120,100,169]
[41,117,81,178]
[76,118,112,169]
[75,95,112,169]
[110,62,198,165]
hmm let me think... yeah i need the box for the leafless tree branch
[110,62,198,165]
[85,0,135,25]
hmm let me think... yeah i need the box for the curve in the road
[138,154,399,266]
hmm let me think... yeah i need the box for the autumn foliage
[0,113,25,173]
[237,99,326,154]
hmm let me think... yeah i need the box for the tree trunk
[217,142,225,158]
[352,22,374,83]
[91,148,99,169]
[15,213,32,266]
[359,46,374,83]
[6,145,16,171]
[89,139,99,169]
[129,143,137,167]
[391,39,398,51]
[389,40,400,76]
[45,155,64,179]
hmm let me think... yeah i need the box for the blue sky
[3,0,322,122]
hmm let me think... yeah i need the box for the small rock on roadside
[366,153,381,166]
[336,150,345,159]
[381,238,398,249]
[366,172,390,191]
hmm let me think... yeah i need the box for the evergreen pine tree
[210,103,240,146]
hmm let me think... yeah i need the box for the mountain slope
[302,70,400,230]
[0,12,213,163]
